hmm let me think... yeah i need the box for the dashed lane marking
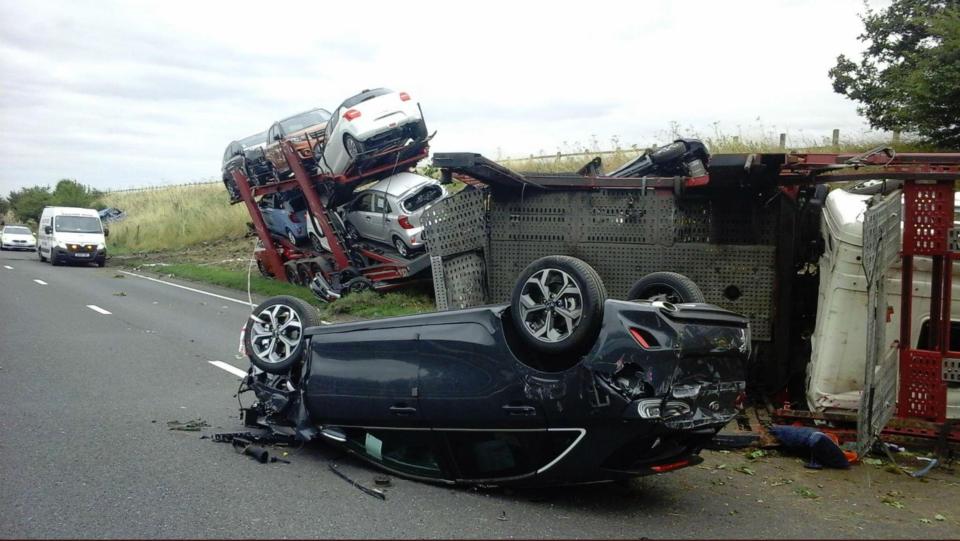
[3,265,13,269]
[209,360,247,378]
[86,305,112,315]
[33,279,47,285]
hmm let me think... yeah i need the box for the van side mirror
[103,227,110,237]
[44,226,52,234]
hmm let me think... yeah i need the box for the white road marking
[86,305,112,315]
[33,279,47,285]
[209,360,248,378]
[3,265,13,269]
[118,270,254,307]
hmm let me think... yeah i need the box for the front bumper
[52,247,106,263]
[2,241,35,250]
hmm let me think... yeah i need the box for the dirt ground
[110,237,256,271]
[671,446,959,537]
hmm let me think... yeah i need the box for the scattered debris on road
[328,463,385,500]
[167,418,210,431]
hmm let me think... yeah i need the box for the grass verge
[142,262,435,321]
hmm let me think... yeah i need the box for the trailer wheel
[510,256,605,359]
[297,264,312,286]
[343,276,373,293]
[627,272,705,304]
[256,259,273,278]
[244,296,320,374]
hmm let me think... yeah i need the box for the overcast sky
[0,0,888,193]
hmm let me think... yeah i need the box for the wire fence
[102,179,220,194]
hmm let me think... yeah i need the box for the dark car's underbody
[241,298,748,486]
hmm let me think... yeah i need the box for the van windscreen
[55,216,102,234]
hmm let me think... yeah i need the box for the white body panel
[807,189,960,417]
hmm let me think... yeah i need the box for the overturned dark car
[238,256,749,486]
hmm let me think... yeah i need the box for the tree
[829,0,960,147]
[6,179,103,223]
[50,179,103,209]
[0,196,9,217]
[7,186,52,224]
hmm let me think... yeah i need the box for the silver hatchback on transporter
[340,172,447,257]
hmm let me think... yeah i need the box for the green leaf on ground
[794,486,818,499]
[735,466,755,476]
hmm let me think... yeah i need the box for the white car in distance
[315,88,428,176]
[0,224,37,251]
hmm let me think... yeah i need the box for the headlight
[288,135,306,143]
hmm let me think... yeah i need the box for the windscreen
[402,185,442,212]
[4,226,31,235]
[287,196,307,212]
[239,132,266,148]
[54,216,102,234]
[280,109,331,133]
[341,88,392,109]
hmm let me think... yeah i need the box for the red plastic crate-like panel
[903,182,954,256]
[898,349,948,422]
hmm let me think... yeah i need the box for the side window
[443,430,579,481]
[374,194,390,214]
[326,107,340,136]
[357,193,374,212]
[342,428,447,480]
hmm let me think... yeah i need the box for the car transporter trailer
[423,148,960,453]
[229,139,434,299]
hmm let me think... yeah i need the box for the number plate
[74,253,90,258]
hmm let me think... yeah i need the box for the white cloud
[0,0,883,193]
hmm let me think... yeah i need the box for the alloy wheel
[248,304,303,366]
[517,268,583,343]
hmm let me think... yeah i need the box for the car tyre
[345,222,360,241]
[243,296,320,374]
[392,236,409,258]
[509,255,605,359]
[344,134,363,158]
[627,271,705,304]
[51,249,61,266]
[310,233,326,253]
[286,228,298,246]
[256,259,273,278]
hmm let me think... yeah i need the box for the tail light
[399,92,411,102]
[288,211,300,223]
[398,215,413,229]
[651,459,690,473]
[343,109,362,121]
[629,328,658,349]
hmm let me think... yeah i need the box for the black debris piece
[328,463,386,500]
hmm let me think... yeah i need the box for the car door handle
[501,404,537,416]
[364,216,372,220]
[389,405,417,416]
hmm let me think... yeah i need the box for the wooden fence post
[832,129,840,147]
[778,133,787,150]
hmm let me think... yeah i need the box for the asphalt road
[1,248,957,539]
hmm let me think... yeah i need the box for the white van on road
[37,207,108,267]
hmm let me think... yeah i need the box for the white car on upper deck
[314,88,427,177]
